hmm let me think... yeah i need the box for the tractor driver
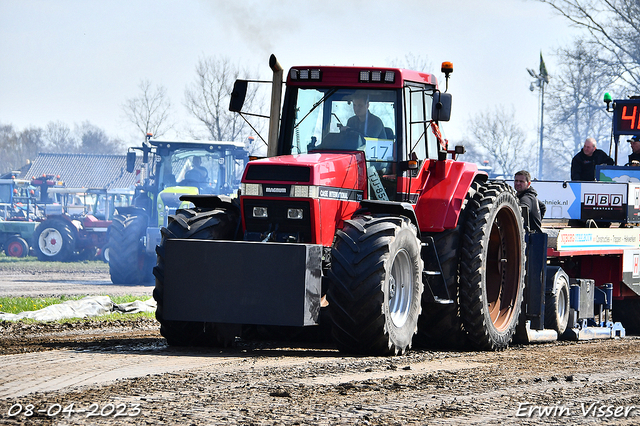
[184,156,208,182]
[339,92,387,139]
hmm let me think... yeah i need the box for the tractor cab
[110,137,250,285]
[234,64,454,204]
[0,178,40,220]
[152,142,249,228]
[123,138,249,228]
[281,87,399,201]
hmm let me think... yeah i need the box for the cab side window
[404,85,439,161]
[404,85,427,161]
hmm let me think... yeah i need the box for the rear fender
[47,215,77,229]
[40,216,79,237]
[415,160,486,232]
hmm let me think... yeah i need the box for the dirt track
[1,262,640,425]
[0,261,153,298]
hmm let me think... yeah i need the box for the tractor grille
[243,199,312,243]
[245,165,311,182]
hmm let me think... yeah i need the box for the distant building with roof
[18,153,141,189]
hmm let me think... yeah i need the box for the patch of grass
[0,254,39,263]
[13,310,157,325]
[0,295,151,314]
[0,295,77,314]
[54,310,156,324]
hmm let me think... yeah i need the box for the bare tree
[539,0,640,92]
[388,53,433,73]
[43,121,79,153]
[463,106,536,178]
[544,40,618,179]
[184,56,264,142]
[0,124,42,175]
[75,122,123,154]
[123,79,173,139]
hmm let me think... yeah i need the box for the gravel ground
[0,261,639,425]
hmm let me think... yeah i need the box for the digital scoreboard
[613,99,640,137]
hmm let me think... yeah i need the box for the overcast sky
[0,0,580,146]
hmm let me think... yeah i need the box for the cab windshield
[158,148,246,196]
[284,88,397,163]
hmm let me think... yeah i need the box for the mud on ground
[0,317,639,425]
[0,261,639,425]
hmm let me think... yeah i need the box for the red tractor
[153,56,526,355]
[33,188,132,262]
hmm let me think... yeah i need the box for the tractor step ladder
[421,237,454,305]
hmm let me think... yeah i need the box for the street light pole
[528,55,549,180]
[538,81,545,179]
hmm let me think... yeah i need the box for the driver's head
[192,156,202,167]
[352,92,370,120]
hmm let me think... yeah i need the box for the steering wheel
[341,127,365,149]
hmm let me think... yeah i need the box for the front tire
[5,236,29,258]
[545,266,571,336]
[154,207,240,347]
[33,220,75,262]
[327,215,423,355]
[100,245,110,263]
[459,181,526,350]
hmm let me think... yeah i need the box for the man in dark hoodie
[514,170,545,233]
[570,137,614,180]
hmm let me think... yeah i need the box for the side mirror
[432,92,452,122]
[229,80,248,112]
[126,152,136,173]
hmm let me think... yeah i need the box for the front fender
[415,160,487,232]
[179,194,240,215]
[356,200,421,239]
[114,206,148,218]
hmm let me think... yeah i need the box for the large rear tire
[459,181,526,350]
[153,207,240,347]
[108,214,150,284]
[544,266,571,336]
[33,220,75,262]
[327,215,423,355]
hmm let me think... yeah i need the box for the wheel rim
[388,248,413,328]
[39,228,63,256]
[558,279,569,320]
[7,241,25,257]
[486,206,522,332]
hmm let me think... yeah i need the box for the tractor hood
[157,186,200,228]
[241,152,367,191]
[159,186,200,208]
